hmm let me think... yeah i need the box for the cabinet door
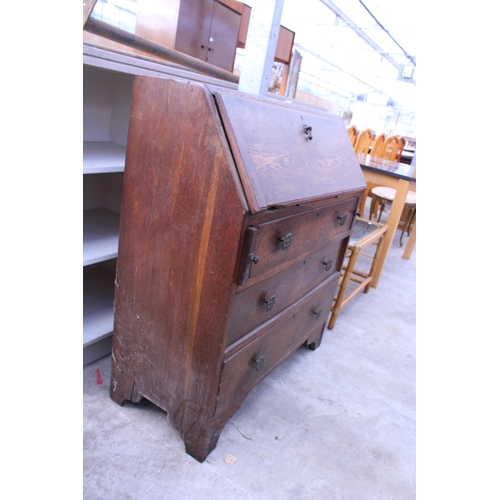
[174,0,214,62]
[206,1,240,71]
[175,0,240,72]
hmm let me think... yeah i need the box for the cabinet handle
[248,253,260,264]
[303,124,313,140]
[337,214,348,225]
[313,307,322,320]
[323,259,333,271]
[208,47,213,51]
[279,232,293,250]
[254,355,266,371]
[262,294,276,312]
[201,44,205,49]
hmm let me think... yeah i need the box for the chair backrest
[379,134,401,161]
[395,136,405,162]
[370,133,386,157]
[353,129,374,154]
[346,124,358,147]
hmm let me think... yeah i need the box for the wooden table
[357,154,416,287]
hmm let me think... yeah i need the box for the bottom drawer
[215,275,338,418]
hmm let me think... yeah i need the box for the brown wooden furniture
[347,124,358,147]
[369,186,416,247]
[327,217,387,330]
[175,0,241,72]
[354,128,374,154]
[370,133,386,157]
[376,134,405,161]
[110,76,366,462]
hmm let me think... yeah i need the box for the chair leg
[364,233,386,293]
[328,248,360,330]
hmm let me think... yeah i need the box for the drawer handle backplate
[249,253,260,264]
[303,124,313,140]
[262,295,276,312]
[279,232,293,250]
[323,259,333,271]
[337,214,348,226]
[313,307,322,320]
[254,355,266,371]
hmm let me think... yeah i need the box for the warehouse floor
[83,211,416,500]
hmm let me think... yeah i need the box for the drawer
[238,198,357,287]
[216,274,337,417]
[227,236,346,346]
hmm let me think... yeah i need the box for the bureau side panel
[111,77,246,451]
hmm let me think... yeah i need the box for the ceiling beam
[295,43,394,102]
[320,0,401,70]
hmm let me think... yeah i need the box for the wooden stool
[369,186,416,247]
[327,217,388,330]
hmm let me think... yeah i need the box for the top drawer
[213,89,367,213]
[238,198,357,288]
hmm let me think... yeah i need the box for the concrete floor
[83,209,416,500]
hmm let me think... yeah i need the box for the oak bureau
[110,75,366,462]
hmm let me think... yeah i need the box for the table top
[357,153,416,181]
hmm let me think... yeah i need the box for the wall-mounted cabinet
[174,0,241,72]
[174,0,294,75]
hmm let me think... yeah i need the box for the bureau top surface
[213,88,366,213]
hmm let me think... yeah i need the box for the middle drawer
[227,236,346,346]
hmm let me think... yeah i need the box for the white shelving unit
[82,43,239,366]
[83,55,132,366]
[83,142,126,174]
[83,208,121,266]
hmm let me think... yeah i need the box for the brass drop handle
[323,259,333,271]
[279,232,293,250]
[303,124,313,140]
[262,295,276,312]
[337,214,348,226]
[254,355,266,371]
[313,307,322,320]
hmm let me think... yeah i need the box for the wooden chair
[377,134,404,161]
[369,186,416,246]
[367,134,407,217]
[328,217,388,330]
[353,129,374,154]
[395,136,405,162]
[370,133,386,157]
[346,124,358,147]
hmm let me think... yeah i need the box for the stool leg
[376,202,385,223]
[399,207,416,247]
[369,197,375,220]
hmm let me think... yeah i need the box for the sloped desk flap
[213,89,366,214]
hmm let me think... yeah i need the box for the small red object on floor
[96,369,103,386]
